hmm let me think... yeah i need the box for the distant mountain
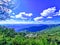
[0,24,60,32]
[17,24,60,32]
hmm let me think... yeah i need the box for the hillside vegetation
[0,26,60,45]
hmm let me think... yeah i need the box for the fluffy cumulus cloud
[11,12,32,19]
[10,7,60,23]
[34,7,60,21]
[40,7,60,17]
[1,7,60,24]
[40,7,56,16]
[34,7,56,21]
[55,10,60,16]
[58,10,60,16]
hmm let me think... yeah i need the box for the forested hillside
[0,25,60,45]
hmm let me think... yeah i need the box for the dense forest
[0,25,60,45]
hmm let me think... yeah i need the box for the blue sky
[0,0,60,24]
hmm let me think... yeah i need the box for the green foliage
[0,25,60,45]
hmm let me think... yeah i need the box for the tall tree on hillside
[0,0,14,20]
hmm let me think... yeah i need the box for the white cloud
[34,16,43,21]
[8,0,11,1]
[55,10,60,16]
[15,12,25,18]
[40,7,56,16]
[34,7,57,21]
[10,16,15,18]
[47,16,53,19]
[8,9,12,13]
[11,12,32,20]
[9,7,60,24]
[15,12,32,18]
[3,0,11,2]
[0,19,60,24]
[58,10,60,16]
[53,10,60,16]
[40,6,60,17]
[25,13,32,17]
[0,19,42,24]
